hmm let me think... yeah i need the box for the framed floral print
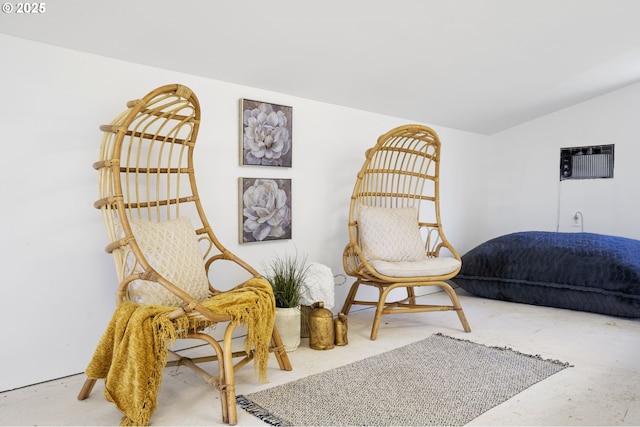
[239,178,292,243]
[240,99,292,167]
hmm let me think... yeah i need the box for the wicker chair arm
[116,269,232,322]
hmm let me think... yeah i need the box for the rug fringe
[237,395,288,426]
[434,332,574,368]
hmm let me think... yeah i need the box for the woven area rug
[237,333,571,426]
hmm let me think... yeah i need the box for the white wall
[0,35,485,391]
[486,82,640,242]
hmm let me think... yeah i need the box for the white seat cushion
[369,257,461,278]
[358,205,427,262]
[127,217,210,306]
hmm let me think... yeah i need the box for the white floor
[1,289,639,426]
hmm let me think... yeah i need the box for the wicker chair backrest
[349,124,455,258]
[93,84,251,303]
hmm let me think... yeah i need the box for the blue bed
[453,231,640,318]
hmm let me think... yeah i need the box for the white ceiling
[2,0,640,135]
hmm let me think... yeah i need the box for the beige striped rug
[237,333,570,426]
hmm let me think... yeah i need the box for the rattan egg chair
[342,124,471,340]
[77,84,292,426]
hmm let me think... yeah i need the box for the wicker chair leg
[370,286,391,340]
[441,284,472,332]
[77,378,97,400]
[270,325,292,371]
[219,381,230,425]
[221,324,237,425]
[370,307,385,340]
[407,287,417,305]
[456,308,472,333]
[341,280,361,315]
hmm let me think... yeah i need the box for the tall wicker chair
[77,84,291,426]
[342,124,471,340]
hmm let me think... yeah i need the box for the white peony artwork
[240,178,292,243]
[240,99,292,167]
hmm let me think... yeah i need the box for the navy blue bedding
[453,231,640,318]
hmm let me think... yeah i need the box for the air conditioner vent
[560,144,614,181]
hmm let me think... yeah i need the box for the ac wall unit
[560,144,614,181]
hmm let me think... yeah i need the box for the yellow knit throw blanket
[85,277,275,426]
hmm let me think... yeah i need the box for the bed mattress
[453,231,640,318]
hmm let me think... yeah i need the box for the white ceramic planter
[275,306,301,352]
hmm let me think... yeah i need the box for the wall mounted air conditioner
[560,144,614,181]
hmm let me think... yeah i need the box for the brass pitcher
[309,302,335,350]
[334,312,348,346]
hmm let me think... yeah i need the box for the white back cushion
[358,205,427,262]
[127,217,210,306]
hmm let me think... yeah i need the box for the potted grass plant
[264,252,309,352]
